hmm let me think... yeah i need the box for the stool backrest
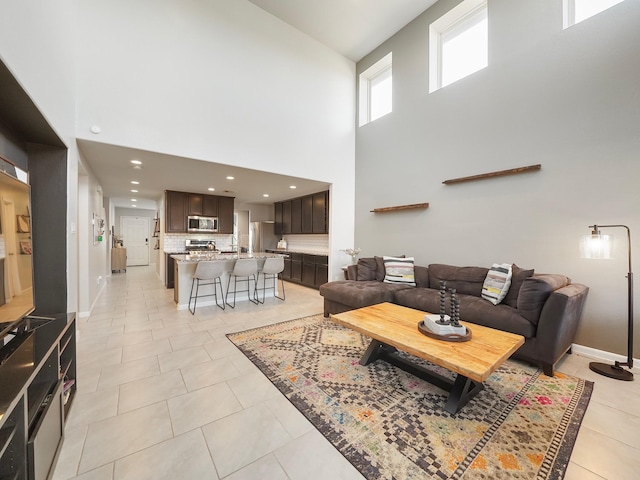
[262,257,285,275]
[232,258,258,276]
[194,261,225,280]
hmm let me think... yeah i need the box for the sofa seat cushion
[319,280,413,309]
[394,288,536,338]
[428,264,489,297]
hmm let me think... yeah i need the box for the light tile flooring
[52,266,640,480]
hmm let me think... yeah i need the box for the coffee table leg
[360,339,395,366]
[445,374,484,414]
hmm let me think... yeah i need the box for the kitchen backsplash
[282,234,328,254]
[164,234,234,252]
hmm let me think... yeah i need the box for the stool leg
[214,277,225,310]
[275,273,285,301]
[249,274,259,305]
[189,278,199,314]
[226,275,236,308]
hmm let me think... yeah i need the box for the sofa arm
[346,264,358,280]
[535,283,589,366]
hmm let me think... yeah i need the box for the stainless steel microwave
[187,216,218,232]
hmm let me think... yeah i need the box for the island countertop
[171,251,285,263]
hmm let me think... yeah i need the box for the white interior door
[121,216,150,266]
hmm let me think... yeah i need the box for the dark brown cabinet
[276,252,327,289]
[165,191,232,233]
[188,194,219,217]
[312,191,328,233]
[302,195,313,233]
[165,191,188,233]
[274,202,283,235]
[188,194,203,215]
[291,198,302,234]
[217,196,234,234]
[282,201,292,234]
[202,195,219,217]
[274,190,329,235]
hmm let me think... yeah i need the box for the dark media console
[0,313,76,480]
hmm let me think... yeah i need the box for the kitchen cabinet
[275,251,327,289]
[302,254,316,285]
[281,201,292,234]
[166,254,176,289]
[202,195,219,217]
[188,194,219,217]
[302,195,313,233]
[217,196,235,234]
[291,198,302,234]
[274,203,283,235]
[188,194,203,215]
[274,190,329,235]
[165,190,188,233]
[165,191,232,233]
[313,191,328,233]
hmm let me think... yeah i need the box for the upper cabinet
[188,193,219,217]
[166,191,233,233]
[166,190,188,233]
[274,190,329,235]
[217,196,234,234]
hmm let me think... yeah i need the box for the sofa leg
[541,363,554,377]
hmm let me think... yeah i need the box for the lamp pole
[588,224,634,381]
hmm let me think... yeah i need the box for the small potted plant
[341,247,361,265]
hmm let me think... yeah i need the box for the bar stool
[258,257,285,303]
[226,258,259,308]
[189,261,226,314]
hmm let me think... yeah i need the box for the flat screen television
[0,159,35,341]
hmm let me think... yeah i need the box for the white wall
[74,0,356,282]
[355,0,640,356]
[0,0,80,315]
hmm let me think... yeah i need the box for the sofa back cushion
[428,264,489,297]
[414,265,429,288]
[517,274,570,324]
[503,264,535,308]
[356,257,378,281]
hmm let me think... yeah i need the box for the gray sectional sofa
[319,257,589,376]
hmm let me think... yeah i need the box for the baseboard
[571,343,640,373]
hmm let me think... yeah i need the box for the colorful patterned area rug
[227,315,593,480]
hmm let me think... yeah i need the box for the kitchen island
[171,252,287,309]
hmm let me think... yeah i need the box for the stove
[185,239,217,254]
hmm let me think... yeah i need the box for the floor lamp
[580,224,634,381]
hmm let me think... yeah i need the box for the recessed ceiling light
[208,187,215,191]
[131,204,137,208]
[131,199,137,202]
[289,185,297,189]
[226,176,234,180]
[263,194,269,197]
[131,181,139,185]
[130,160,142,165]
[131,189,138,193]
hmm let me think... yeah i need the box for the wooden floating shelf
[370,202,430,213]
[443,164,541,185]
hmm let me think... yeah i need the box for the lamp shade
[579,233,613,259]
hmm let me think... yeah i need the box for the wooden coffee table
[331,302,524,414]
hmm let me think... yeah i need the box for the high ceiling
[80,1,437,211]
[248,0,438,62]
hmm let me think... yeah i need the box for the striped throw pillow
[481,263,513,305]
[383,256,416,286]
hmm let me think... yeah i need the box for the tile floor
[52,266,640,480]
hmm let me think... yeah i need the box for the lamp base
[589,362,634,381]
